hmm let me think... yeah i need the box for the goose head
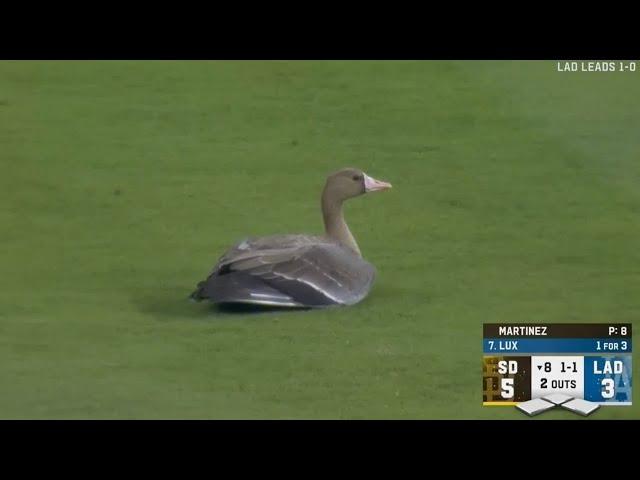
[321,168,392,256]
[323,167,392,203]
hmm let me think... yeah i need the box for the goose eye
[352,175,362,181]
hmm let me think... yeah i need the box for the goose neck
[321,192,361,257]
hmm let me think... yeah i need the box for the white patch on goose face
[237,239,250,250]
[363,173,392,192]
[363,173,375,191]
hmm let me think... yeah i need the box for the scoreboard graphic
[482,324,632,412]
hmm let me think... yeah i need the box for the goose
[190,168,392,308]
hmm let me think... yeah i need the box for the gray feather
[192,235,376,308]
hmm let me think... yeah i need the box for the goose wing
[196,238,375,307]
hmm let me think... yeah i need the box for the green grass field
[1,61,638,419]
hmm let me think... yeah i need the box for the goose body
[190,168,391,308]
[191,235,376,307]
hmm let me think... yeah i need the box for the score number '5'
[498,361,517,399]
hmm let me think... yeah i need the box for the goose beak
[364,173,392,193]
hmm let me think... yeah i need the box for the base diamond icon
[516,398,557,416]
[516,396,600,417]
[542,393,573,405]
[561,398,600,416]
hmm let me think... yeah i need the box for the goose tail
[188,281,206,302]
